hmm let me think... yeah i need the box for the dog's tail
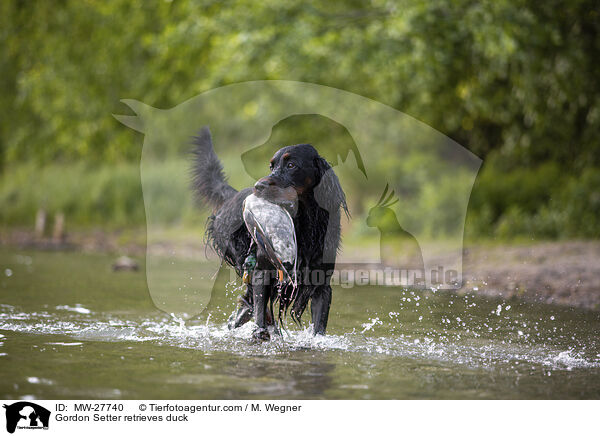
[191,126,237,209]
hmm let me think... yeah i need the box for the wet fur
[191,126,347,335]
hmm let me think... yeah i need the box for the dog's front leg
[251,269,271,341]
[310,284,332,335]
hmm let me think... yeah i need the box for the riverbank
[1,229,598,311]
[461,241,600,311]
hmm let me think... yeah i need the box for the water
[1,249,599,399]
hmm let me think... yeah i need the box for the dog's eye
[286,162,296,169]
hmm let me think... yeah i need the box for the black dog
[192,127,347,340]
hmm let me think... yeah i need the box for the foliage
[1,0,599,238]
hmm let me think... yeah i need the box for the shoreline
[2,229,598,311]
[461,241,600,311]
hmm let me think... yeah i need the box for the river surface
[1,248,599,399]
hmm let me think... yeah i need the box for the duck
[242,193,297,288]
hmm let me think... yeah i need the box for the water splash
[0,304,598,372]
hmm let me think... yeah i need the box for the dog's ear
[314,157,349,218]
[314,156,331,179]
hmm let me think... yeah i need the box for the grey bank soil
[461,241,600,311]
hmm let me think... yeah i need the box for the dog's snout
[254,177,275,191]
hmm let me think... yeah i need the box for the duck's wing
[281,207,298,290]
[244,209,291,281]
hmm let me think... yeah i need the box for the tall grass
[1,160,599,240]
[0,160,206,230]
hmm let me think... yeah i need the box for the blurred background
[1,0,599,307]
[3,1,600,401]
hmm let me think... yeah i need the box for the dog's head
[254,143,349,221]
[253,144,330,200]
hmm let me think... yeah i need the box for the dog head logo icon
[3,402,50,434]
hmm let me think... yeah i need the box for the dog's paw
[251,327,270,342]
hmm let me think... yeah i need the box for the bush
[467,159,600,240]
[560,168,600,238]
